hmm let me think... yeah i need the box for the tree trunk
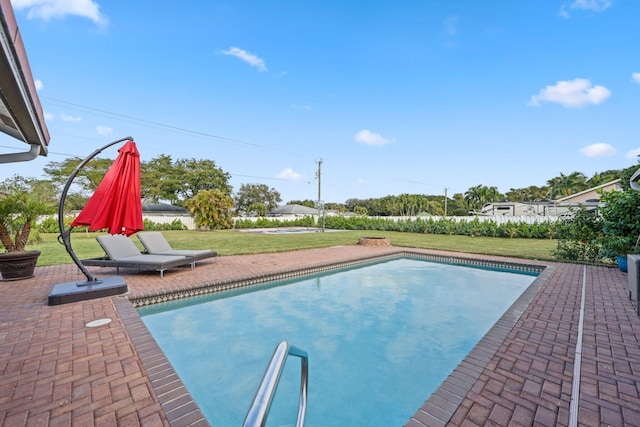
[0,223,15,252]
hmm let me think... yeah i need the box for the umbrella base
[48,276,128,306]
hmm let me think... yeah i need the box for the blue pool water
[138,258,537,426]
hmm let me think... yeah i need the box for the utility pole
[316,158,322,202]
[316,158,325,232]
[444,187,448,217]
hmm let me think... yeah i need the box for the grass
[28,229,558,267]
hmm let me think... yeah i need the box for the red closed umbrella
[72,140,143,236]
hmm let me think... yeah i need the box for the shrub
[552,206,602,262]
[142,218,187,231]
[38,216,89,233]
[234,216,316,229]
[323,215,557,239]
[598,190,640,259]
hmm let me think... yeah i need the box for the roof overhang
[0,0,49,163]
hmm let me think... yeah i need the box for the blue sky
[1,0,639,204]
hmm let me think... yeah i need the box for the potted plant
[0,176,55,281]
[600,235,635,272]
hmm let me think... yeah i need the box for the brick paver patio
[1,245,639,426]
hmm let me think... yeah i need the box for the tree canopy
[28,154,640,217]
[43,157,114,194]
[44,154,232,207]
[234,183,282,215]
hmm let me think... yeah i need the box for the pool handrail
[242,341,308,427]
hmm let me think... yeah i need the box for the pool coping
[116,251,551,426]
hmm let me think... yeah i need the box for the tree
[546,172,588,199]
[288,199,316,208]
[447,193,469,216]
[587,169,620,188]
[464,185,503,211]
[43,157,114,194]
[141,154,183,204]
[234,183,282,214]
[185,189,234,230]
[345,197,379,215]
[0,176,56,252]
[139,156,232,205]
[353,206,367,215]
[174,158,232,203]
[426,200,444,216]
[247,202,267,216]
[505,186,548,202]
[618,164,640,191]
[325,203,346,213]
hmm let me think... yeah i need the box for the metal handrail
[242,341,308,427]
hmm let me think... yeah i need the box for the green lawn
[29,229,558,267]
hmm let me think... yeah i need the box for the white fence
[380,215,562,225]
[142,214,565,230]
[45,214,561,232]
[143,213,196,229]
[232,215,562,227]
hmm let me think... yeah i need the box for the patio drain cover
[86,318,112,327]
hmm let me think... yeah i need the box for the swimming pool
[138,257,539,426]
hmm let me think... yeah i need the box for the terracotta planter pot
[0,250,41,281]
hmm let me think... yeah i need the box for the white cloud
[12,0,108,26]
[632,73,640,84]
[60,113,81,122]
[570,0,611,12]
[96,125,112,136]
[277,167,304,181]
[560,0,611,18]
[219,47,267,72]
[354,129,390,146]
[43,110,54,121]
[626,148,640,159]
[579,142,616,157]
[528,78,610,108]
[34,79,43,90]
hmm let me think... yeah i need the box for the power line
[0,143,79,158]
[43,96,264,149]
[232,173,311,183]
[42,96,315,159]
[5,97,347,192]
[0,143,308,185]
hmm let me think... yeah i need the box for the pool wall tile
[128,251,544,308]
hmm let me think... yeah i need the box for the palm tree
[546,172,588,199]
[464,185,503,211]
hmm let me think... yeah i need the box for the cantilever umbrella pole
[57,136,134,283]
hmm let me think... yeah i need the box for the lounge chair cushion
[137,231,217,259]
[97,234,143,259]
[85,234,197,278]
[137,231,173,252]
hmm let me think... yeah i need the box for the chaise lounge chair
[137,231,217,262]
[82,234,197,278]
